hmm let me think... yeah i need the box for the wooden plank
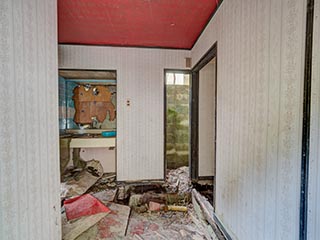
[192,189,225,240]
[62,212,108,240]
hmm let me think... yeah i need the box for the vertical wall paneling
[59,45,190,181]
[0,0,61,240]
[308,0,320,238]
[191,0,306,239]
[198,58,216,177]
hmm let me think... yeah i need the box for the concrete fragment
[149,201,162,212]
[129,194,143,207]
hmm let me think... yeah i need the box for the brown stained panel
[73,85,115,124]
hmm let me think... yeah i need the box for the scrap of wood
[61,160,104,199]
[62,212,108,240]
[192,189,225,240]
[191,195,215,240]
[192,189,215,226]
[93,189,118,203]
[133,235,144,240]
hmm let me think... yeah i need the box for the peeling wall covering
[0,0,61,240]
[59,45,190,181]
[192,0,306,239]
[308,0,320,239]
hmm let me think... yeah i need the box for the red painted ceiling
[58,0,219,49]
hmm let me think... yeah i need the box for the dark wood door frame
[191,42,218,181]
[300,0,314,239]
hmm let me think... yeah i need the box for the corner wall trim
[300,0,314,239]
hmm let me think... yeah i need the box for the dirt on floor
[125,206,212,240]
[60,165,221,240]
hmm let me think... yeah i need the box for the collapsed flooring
[60,164,224,240]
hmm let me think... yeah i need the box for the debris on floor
[64,194,111,220]
[164,166,192,194]
[60,165,222,240]
[126,207,214,240]
[87,172,117,192]
[193,180,214,205]
[74,202,131,240]
[92,189,118,203]
[62,212,108,240]
[192,189,225,240]
[60,160,104,199]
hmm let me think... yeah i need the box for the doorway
[58,69,117,199]
[164,70,191,173]
[191,43,217,206]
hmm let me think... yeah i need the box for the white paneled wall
[0,1,61,240]
[308,0,320,239]
[59,45,190,181]
[192,0,306,239]
[199,58,216,177]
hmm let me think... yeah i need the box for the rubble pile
[60,163,221,240]
[165,166,192,194]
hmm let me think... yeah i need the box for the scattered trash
[60,160,104,199]
[141,192,166,205]
[129,194,143,208]
[126,208,207,240]
[92,189,118,203]
[117,185,130,201]
[76,202,131,240]
[88,173,117,193]
[129,192,190,213]
[64,194,111,220]
[62,212,108,240]
[165,166,192,194]
[59,164,220,239]
[192,189,224,240]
